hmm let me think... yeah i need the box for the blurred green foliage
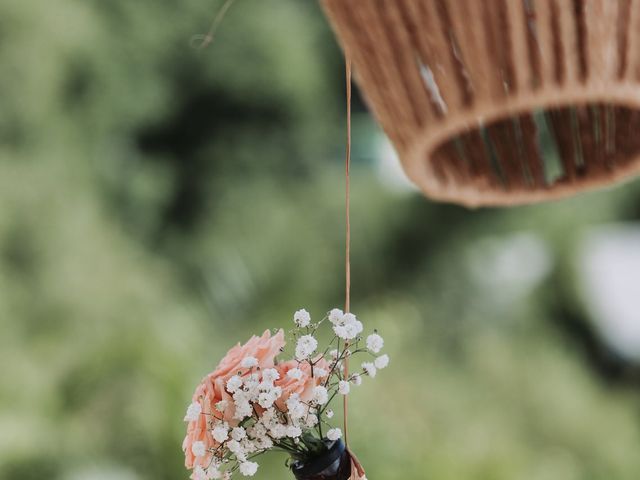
[2,1,640,479]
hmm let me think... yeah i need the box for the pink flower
[212,329,286,380]
[183,330,285,470]
[274,357,330,410]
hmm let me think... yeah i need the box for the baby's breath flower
[241,356,258,369]
[212,423,229,443]
[226,375,243,393]
[333,313,363,340]
[192,466,207,480]
[291,403,306,419]
[338,380,350,395]
[333,325,348,339]
[293,309,311,328]
[248,422,267,439]
[286,395,306,420]
[241,438,258,455]
[295,335,318,360]
[271,424,287,439]
[350,374,363,386]
[231,427,246,441]
[312,385,329,405]
[287,367,303,380]
[207,466,222,479]
[366,333,384,353]
[375,354,389,369]
[342,313,357,325]
[328,308,344,325]
[305,414,319,428]
[347,322,363,338]
[184,401,202,422]
[326,428,342,441]
[362,362,377,378]
[255,435,273,450]
[286,425,302,438]
[262,368,280,383]
[233,397,252,420]
[191,441,206,457]
[257,391,277,409]
[239,461,259,477]
[227,439,244,458]
[314,367,328,378]
[245,372,260,389]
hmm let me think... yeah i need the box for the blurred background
[2,1,640,479]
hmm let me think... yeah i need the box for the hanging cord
[343,58,352,447]
[191,0,237,49]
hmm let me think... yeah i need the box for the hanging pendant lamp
[321,0,640,206]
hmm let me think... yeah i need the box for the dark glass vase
[291,439,351,480]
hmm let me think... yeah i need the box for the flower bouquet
[182,308,388,480]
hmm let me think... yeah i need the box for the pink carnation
[183,329,285,471]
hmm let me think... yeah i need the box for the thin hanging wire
[191,0,237,49]
[343,58,352,447]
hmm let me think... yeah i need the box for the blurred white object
[579,225,640,361]
[469,232,553,307]
[376,135,418,192]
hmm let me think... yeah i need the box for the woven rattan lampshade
[321,0,640,206]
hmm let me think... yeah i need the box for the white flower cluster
[329,308,363,340]
[293,308,311,328]
[184,401,202,422]
[295,334,318,360]
[195,371,333,478]
[183,308,389,480]
[291,307,390,425]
